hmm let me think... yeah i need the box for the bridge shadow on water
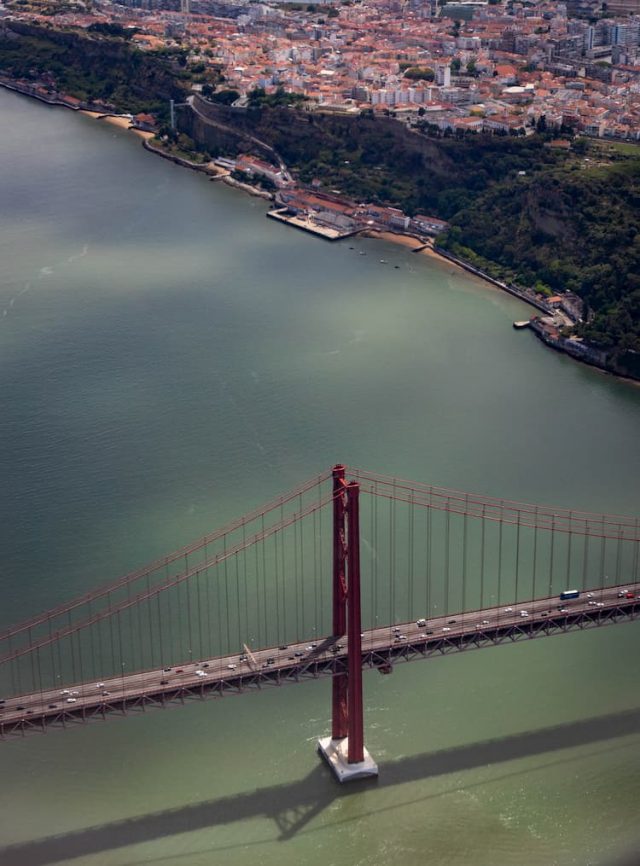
[4,707,640,866]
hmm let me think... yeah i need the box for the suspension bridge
[1,466,638,781]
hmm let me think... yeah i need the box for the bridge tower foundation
[318,465,378,782]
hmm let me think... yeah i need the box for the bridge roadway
[1,583,638,737]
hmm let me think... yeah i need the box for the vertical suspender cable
[426,494,432,618]
[29,628,37,693]
[117,610,125,699]
[272,517,278,643]
[373,481,379,626]
[255,525,262,648]
[615,524,623,586]
[242,521,249,650]
[280,507,286,642]
[633,518,639,592]
[462,506,468,615]
[165,563,174,662]
[497,505,503,610]
[147,575,156,669]
[409,491,415,621]
[185,554,194,662]
[294,512,300,641]
[318,481,324,637]
[271,528,277,647]
[313,505,319,639]
[582,522,589,592]
[262,514,268,642]
[235,547,242,652]
[77,622,85,691]
[300,494,306,638]
[480,504,486,610]
[68,611,77,684]
[56,627,64,689]
[157,591,164,669]
[131,583,140,672]
[204,542,211,658]
[600,516,606,593]
[444,501,450,616]
[515,510,521,604]
[48,615,56,693]
[566,513,572,589]
[197,566,204,663]
[548,516,555,597]
[88,600,97,683]
[388,495,393,623]
[223,535,230,655]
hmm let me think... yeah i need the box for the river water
[1,87,639,866]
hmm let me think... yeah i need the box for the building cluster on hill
[8,0,640,141]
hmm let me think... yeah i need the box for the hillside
[0,21,187,117]
[441,150,640,361]
[178,98,567,218]
[178,99,639,366]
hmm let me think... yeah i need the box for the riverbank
[0,81,546,298]
[359,230,525,296]
[3,78,635,383]
[366,229,637,382]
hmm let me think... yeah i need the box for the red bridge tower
[317,465,379,782]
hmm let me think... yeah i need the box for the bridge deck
[1,583,638,738]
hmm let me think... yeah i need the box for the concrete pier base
[317,737,379,783]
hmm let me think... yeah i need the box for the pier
[267,208,358,241]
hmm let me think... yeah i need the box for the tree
[404,66,435,82]
[536,114,547,133]
[466,58,477,76]
[451,58,461,73]
[211,88,239,105]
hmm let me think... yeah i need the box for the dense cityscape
[4,0,640,140]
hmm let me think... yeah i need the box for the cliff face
[180,96,454,173]
[177,96,562,219]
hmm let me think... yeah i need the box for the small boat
[379,259,387,264]
[513,320,530,330]
[359,251,366,255]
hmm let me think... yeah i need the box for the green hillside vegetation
[441,148,640,355]
[179,100,567,215]
[0,22,188,117]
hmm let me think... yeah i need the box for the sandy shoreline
[360,229,425,250]
[79,110,154,139]
[360,228,487,281]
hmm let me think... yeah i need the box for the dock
[266,208,357,241]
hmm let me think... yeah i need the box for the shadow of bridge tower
[2,706,640,866]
